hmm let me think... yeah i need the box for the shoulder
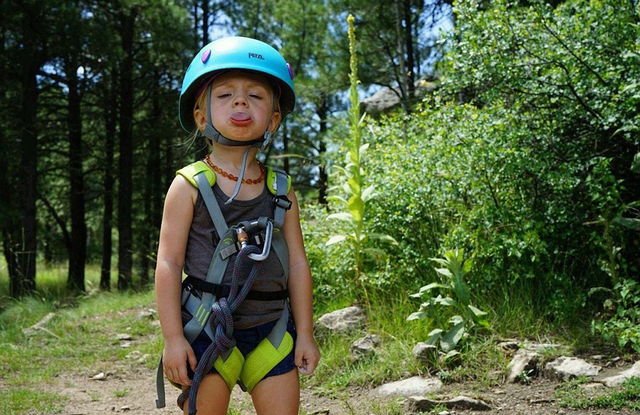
[265,165,291,195]
[166,174,198,206]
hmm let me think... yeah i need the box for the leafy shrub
[408,249,489,355]
[592,278,640,353]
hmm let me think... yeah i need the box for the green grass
[0,260,161,414]
[0,388,66,414]
[556,376,640,410]
[306,288,511,392]
[0,259,610,414]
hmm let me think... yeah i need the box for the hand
[163,336,197,386]
[294,333,320,376]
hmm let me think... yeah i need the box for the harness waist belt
[183,276,289,301]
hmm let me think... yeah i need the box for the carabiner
[248,220,273,261]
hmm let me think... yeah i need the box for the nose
[233,93,248,107]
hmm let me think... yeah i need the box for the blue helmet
[179,36,296,132]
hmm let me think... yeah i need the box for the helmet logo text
[248,53,264,60]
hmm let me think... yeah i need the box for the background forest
[1,0,640,367]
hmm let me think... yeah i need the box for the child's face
[194,70,281,142]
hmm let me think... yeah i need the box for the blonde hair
[192,75,282,148]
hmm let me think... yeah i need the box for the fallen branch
[22,312,59,338]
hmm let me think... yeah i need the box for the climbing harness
[155,161,293,415]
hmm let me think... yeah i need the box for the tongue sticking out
[231,112,251,122]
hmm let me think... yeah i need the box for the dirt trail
[49,362,639,415]
[41,306,638,414]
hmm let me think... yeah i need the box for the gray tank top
[183,182,286,329]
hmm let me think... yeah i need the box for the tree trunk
[101,68,117,291]
[151,72,163,284]
[15,35,39,297]
[193,0,200,48]
[316,92,328,206]
[395,0,408,111]
[0,23,20,290]
[67,61,87,292]
[202,0,210,45]
[404,0,415,102]
[117,9,136,290]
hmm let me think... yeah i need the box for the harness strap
[183,276,289,302]
[273,170,290,229]
[195,173,228,239]
[267,304,289,349]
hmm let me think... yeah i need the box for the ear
[194,108,207,132]
[268,110,282,133]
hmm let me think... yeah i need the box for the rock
[544,356,601,381]
[606,356,622,367]
[315,306,365,335]
[404,397,438,413]
[360,79,437,116]
[445,396,492,411]
[371,376,442,398]
[91,372,106,381]
[120,341,133,348]
[413,342,438,365]
[601,361,640,387]
[507,349,540,383]
[116,333,133,341]
[522,342,563,352]
[120,405,130,412]
[351,334,380,359]
[137,308,157,319]
[405,396,491,413]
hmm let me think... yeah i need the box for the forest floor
[42,305,640,415]
[49,362,640,415]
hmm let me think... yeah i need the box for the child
[155,36,320,415]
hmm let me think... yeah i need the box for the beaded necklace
[204,154,266,185]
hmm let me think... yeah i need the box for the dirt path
[39,306,637,414]
[48,362,639,415]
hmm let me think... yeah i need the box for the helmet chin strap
[202,83,273,203]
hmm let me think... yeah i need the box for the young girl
[155,36,320,415]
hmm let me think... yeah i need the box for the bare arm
[155,175,198,386]
[282,188,320,375]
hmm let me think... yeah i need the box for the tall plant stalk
[326,15,397,302]
[346,14,365,287]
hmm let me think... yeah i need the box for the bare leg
[181,374,230,415]
[251,370,299,415]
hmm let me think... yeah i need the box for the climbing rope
[177,236,263,415]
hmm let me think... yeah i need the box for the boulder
[371,376,443,398]
[601,361,640,387]
[544,356,601,381]
[413,342,438,365]
[507,350,540,383]
[360,79,437,116]
[315,306,365,335]
[351,334,381,359]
